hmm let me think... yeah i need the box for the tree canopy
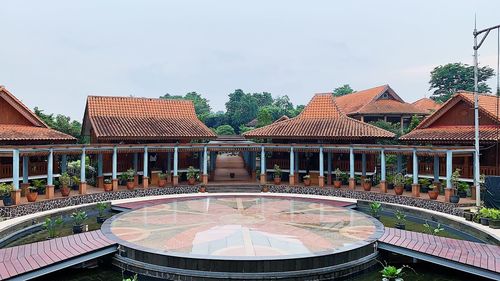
[332,84,355,97]
[160,92,211,121]
[34,107,85,143]
[214,124,236,135]
[429,63,495,103]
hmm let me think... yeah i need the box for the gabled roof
[0,86,76,144]
[401,92,500,142]
[82,96,216,141]
[334,85,427,115]
[412,98,441,113]
[243,94,395,140]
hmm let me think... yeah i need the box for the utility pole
[473,21,500,207]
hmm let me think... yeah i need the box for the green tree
[252,92,273,107]
[333,84,355,97]
[225,89,258,133]
[34,107,84,143]
[404,115,422,134]
[239,125,253,134]
[369,120,401,144]
[256,107,273,128]
[203,111,226,129]
[214,124,235,135]
[429,63,495,103]
[160,92,211,121]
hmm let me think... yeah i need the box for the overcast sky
[1,0,500,120]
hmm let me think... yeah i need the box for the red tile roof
[412,98,441,113]
[334,85,427,115]
[401,92,500,142]
[243,94,395,140]
[0,86,76,144]
[83,96,216,141]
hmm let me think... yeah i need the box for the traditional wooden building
[244,93,395,186]
[335,85,429,130]
[412,97,441,113]
[82,96,216,186]
[0,86,75,179]
[401,91,500,178]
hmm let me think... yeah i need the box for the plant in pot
[32,179,46,195]
[379,261,413,281]
[59,172,71,197]
[362,178,372,191]
[0,183,14,206]
[187,166,198,185]
[479,207,491,226]
[418,178,430,193]
[427,184,440,200]
[423,221,444,236]
[27,185,38,202]
[394,210,407,230]
[103,178,113,192]
[273,165,282,185]
[333,168,343,188]
[71,211,88,234]
[449,169,461,204]
[488,208,500,229]
[393,173,404,195]
[370,201,382,220]
[403,175,412,192]
[71,176,80,190]
[96,202,108,223]
[303,174,311,186]
[463,207,477,221]
[386,173,394,190]
[43,217,63,239]
[457,181,469,198]
[124,169,135,190]
[158,173,167,187]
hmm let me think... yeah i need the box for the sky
[1,0,500,121]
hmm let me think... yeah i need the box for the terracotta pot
[273,177,281,185]
[394,186,404,195]
[199,186,206,193]
[60,185,71,197]
[262,186,269,192]
[303,178,311,186]
[188,177,196,185]
[333,180,342,188]
[103,183,113,192]
[362,182,372,191]
[126,181,135,190]
[428,190,439,200]
[158,179,167,187]
[27,191,38,202]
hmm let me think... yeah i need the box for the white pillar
[143,147,149,178]
[380,149,386,181]
[203,146,208,175]
[319,146,324,177]
[173,146,178,176]
[12,149,20,190]
[413,148,418,184]
[260,146,265,176]
[112,146,118,180]
[474,151,480,206]
[349,147,355,178]
[80,148,86,182]
[446,150,452,188]
[289,147,294,177]
[47,149,54,186]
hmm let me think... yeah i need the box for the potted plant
[488,208,500,229]
[71,176,80,190]
[418,178,430,193]
[479,207,490,226]
[124,169,135,190]
[333,168,343,188]
[71,211,88,234]
[428,184,439,200]
[463,208,476,221]
[386,174,394,190]
[273,164,282,185]
[370,201,382,220]
[303,174,311,186]
[423,222,444,236]
[403,175,412,192]
[199,185,206,193]
[103,178,113,192]
[449,169,461,204]
[393,173,404,195]
[158,173,167,187]
[362,178,372,191]
[59,172,71,197]
[457,181,469,198]
[96,202,108,223]
[0,183,13,206]
[187,166,198,185]
[262,185,269,192]
[27,185,38,202]
[32,179,46,195]
[43,217,63,239]
[395,210,407,230]
[379,261,413,281]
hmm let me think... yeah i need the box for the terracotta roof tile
[0,125,76,143]
[243,94,395,140]
[334,85,389,114]
[356,99,428,115]
[412,98,441,113]
[84,96,216,140]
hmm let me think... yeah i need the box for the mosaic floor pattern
[107,196,380,258]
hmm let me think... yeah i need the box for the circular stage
[102,195,384,280]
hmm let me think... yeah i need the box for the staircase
[213,154,252,182]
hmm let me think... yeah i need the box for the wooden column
[361,153,367,179]
[327,152,332,185]
[433,155,440,183]
[133,153,139,187]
